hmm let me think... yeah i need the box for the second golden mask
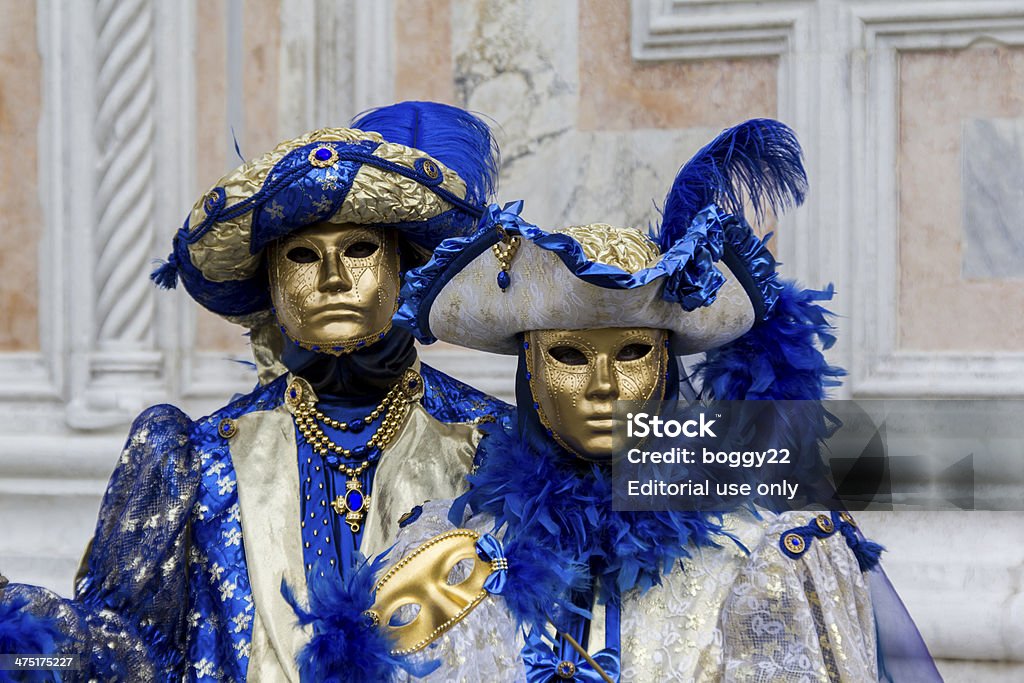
[268,222,400,351]
[526,327,668,460]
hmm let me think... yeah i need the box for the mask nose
[585,355,619,401]
[318,250,353,292]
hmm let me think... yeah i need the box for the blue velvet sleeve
[0,404,200,682]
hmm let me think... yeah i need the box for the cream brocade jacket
[382,501,878,682]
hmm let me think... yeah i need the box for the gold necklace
[285,368,424,532]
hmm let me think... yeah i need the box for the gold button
[839,511,857,527]
[217,418,237,439]
[783,532,806,555]
[421,159,440,179]
[556,660,576,679]
[815,514,835,534]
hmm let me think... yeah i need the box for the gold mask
[526,327,668,460]
[268,222,400,353]
[365,530,495,655]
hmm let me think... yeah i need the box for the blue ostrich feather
[352,101,499,207]
[659,119,807,251]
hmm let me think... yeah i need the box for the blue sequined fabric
[0,362,510,681]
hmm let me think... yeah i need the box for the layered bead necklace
[286,368,424,532]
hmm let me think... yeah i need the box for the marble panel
[899,47,1024,353]
[0,0,41,351]
[961,117,1024,279]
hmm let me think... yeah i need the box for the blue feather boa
[698,280,845,401]
[452,423,727,628]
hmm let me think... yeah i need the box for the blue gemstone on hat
[349,418,365,433]
[351,444,368,459]
[314,147,333,161]
[346,489,364,512]
[525,371,531,380]
[497,270,511,290]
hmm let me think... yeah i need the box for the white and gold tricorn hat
[397,119,808,356]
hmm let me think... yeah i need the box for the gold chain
[289,369,423,472]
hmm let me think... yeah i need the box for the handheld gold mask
[525,327,668,461]
[268,222,400,353]
[365,530,495,655]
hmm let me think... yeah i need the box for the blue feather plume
[696,280,844,401]
[659,119,807,251]
[281,557,436,682]
[351,101,499,207]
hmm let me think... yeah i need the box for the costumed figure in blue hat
[315,120,942,681]
[0,102,513,681]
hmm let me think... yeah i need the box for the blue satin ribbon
[481,199,529,233]
[522,629,620,682]
[474,533,508,595]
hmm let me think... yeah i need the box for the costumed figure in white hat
[0,102,513,681]
[314,120,942,682]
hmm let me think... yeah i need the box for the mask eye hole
[286,246,319,264]
[388,602,421,628]
[446,558,476,586]
[548,345,588,366]
[344,241,380,258]
[616,343,653,361]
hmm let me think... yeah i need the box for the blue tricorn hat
[152,102,499,326]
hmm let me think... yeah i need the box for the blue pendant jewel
[346,488,364,512]
[331,479,370,533]
[497,270,511,291]
[348,418,365,433]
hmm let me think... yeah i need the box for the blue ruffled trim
[720,215,783,320]
[396,201,779,344]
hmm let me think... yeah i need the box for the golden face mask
[268,222,400,353]
[365,530,495,655]
[526,327,668,460]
